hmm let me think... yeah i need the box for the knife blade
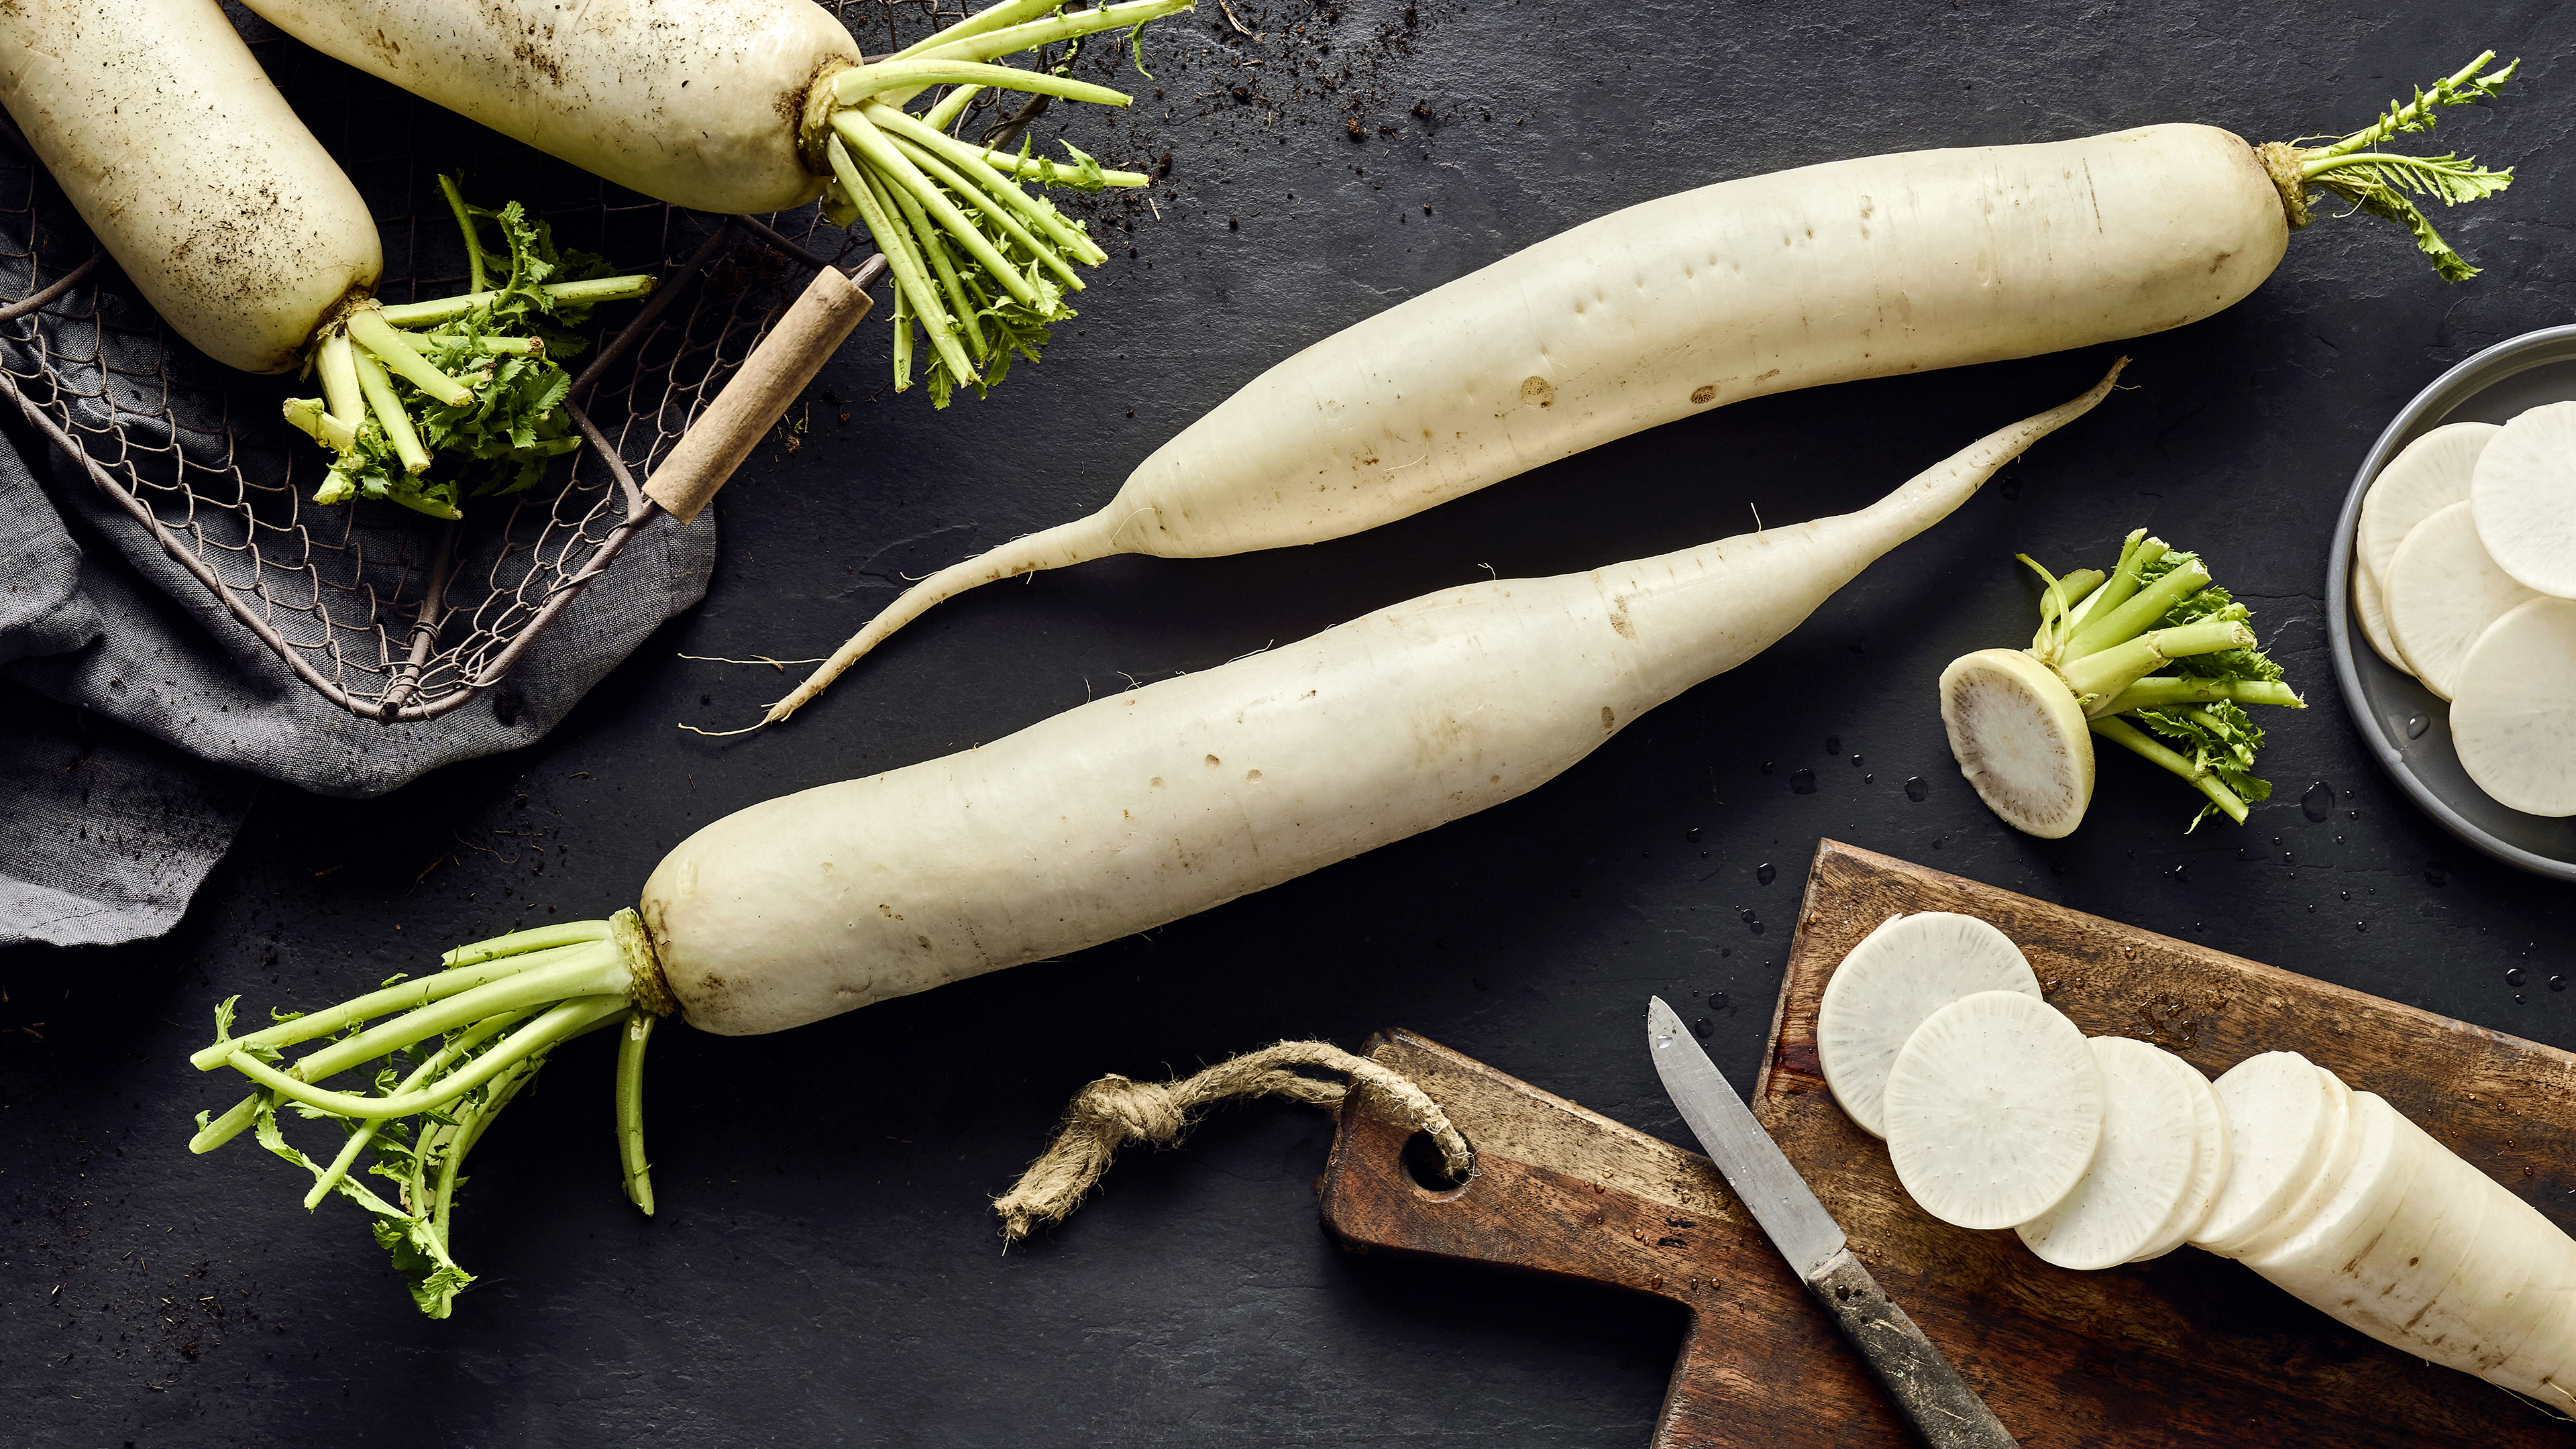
[1648,997,2017,1449]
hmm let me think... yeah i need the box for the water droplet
[1756,863,1777,885]
[1824,736,1842,755]
[1692,1016,1713,1039]
[2307,904,2316,912]
[2552,975,2565,992]
[1709,991,1731,1012]
[2425,861,2449,886]
[1686,826,1703,843]
[1760,761,1774,775]
[1850,753,1864,767]
[1862,774,1874,784]
[2301,782,2333,822]
[2356,920,2367,932]
[2341,890,2350,902]
[2194,922,2204,931]
[2171,863,2190,883]
[2284,853,2294,865]
[2348,809,2359,820]
[2406,714,2431,739]
[1750,920,1766,934]
[1790,769,1817,796]
[1720,947,1731,958]
[2516,994,2527,1005]
[1904,776,1929,802]
[2508,967,2527,987]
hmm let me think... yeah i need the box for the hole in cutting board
[1402,1129,1475,1196]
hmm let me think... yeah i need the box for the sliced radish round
[2246,1091,2411,1283]
[2229,1065,2362,1260]
[1938,648,2092,839]
[2352,563,2416,679]
[1816,912,2042,1140]
[2359,421,2498,585]
[1884,990,2103,1231]
[2192,1051,2336,1256]
[2013,1036,2197,1270]
[2129,1051,2229,1262]
[2383,501,2540,702]
[2471,401,2576,598]
[2451,597,2576,816]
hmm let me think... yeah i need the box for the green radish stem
[2062,557,2208,661]
[2092,715,2253,824]
[372,274,653,329]
[2102,676,2305,713]
[617,1011,657,1215]
[2057,619,2257,710]
[2282,52,2519,282]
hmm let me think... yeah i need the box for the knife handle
[1801,1247,2017,1449]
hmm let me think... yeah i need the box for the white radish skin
[2193,1051,2336,1254]
[2451,597,2576,816]
[2472,401,2576,598]
[777,125,2284,717]
[0,0,382,373]
[2357,421,2498,594]
[2014,1036,2197,1271]
[2382,501,2538,701]
[642,373,2121,1036]
[239,0,859,215]
[1815,911,2043,1139]
[2129,1051,2229,1262]
[1882,990,2104,1232]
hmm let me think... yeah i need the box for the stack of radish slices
[1819,911,2576,1403]
[2353,402,2576,815]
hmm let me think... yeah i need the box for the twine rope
[994,1040,1472,1242]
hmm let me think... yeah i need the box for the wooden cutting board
[1316,839,2576,1448]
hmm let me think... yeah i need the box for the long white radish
[1815,911,2042,1139]
[2472,401,2576,598]
[765,55,2523,722]
[2451,597,2576,816]
[183,366,2125,1313]
[2013,1036,2197,1271]
[2243,1090,2410,1286]
[2127,1051,2228,1262]
[0,0,382,373]
[2382,500,2538,701]
[1882,990,2104,1232]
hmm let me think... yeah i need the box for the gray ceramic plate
[2328,324,2576,881]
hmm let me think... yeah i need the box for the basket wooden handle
[643,264,875,525]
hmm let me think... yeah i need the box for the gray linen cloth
[0,425,713,947]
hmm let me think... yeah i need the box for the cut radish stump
[2129,1051,2229,1262]
[2451,597,2576,816]
[2383,501,2539,701]
[2192,1051,2337,1256]
[1884,990,2103,1231]
[2014,1036,2197,1270]
[1816,912,2043,1139]
[2359,421,2498,588]
[1938,649,2094,839]
[2473,402,2576,598]
[2353,564,2415,679]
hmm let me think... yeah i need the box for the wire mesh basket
[0,31,879,724]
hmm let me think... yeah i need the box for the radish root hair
[994,1041,1470,1242]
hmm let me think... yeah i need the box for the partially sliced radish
[1937,649,2093,840]
[1884,990,2103,1231]
[2228,1065,2362,1260]
[2359,421,2498,586]
[2289,1114,2488,1348]
[2451,597,2576,816]
[1817,912,2043,1140]
[2245,1090,2409,1285]
[2192,1051,2336,1255]
[2014,1036,2198,1270]
[2129,1051,2229,1262]
[2353,564,2416,679]
[2471,400,2576,598]
[2383,501,2540,701]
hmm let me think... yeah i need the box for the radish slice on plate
[2471,401,2576,598]
[2192,1051,2337,1256]
[1883,990,2104,1231]
[2352,564,2415,679]
[2451,596,2576,816]
[2383,501,2540,701]
[2129,1051,2230,1262]
[2014,1036,2198,1270]
[1937,649,2094,839]
[1816,912,2043,1139]
[2359,421,2499,588]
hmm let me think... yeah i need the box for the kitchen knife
[1647,996,2017,1449]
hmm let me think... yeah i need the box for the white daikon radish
[2472,401,2576,598]
[1883,990,2104,1231]
[2357,421,2499,591]
[2243,1090,2411,1283]
[2015,1037,2198,1270]
[2127,1050,2229,1261]
[1937,649,2096,839]
[1815,912,2043,1138]
[2352,565,2414,679]
[2383,501,2540,700]
[2451,596,2576,816]
[2192,1051,2337,1254]
[2226,1066,2361,1260]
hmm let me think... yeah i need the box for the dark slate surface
[6,1,2575,1444]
